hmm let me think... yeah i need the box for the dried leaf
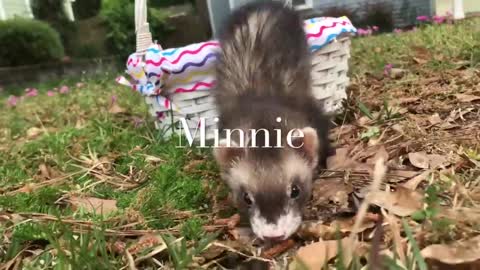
[143,155,164,164]
[311,179,353,208]
[421,235,480,265]
[326,148,371,171]
[292,238,353,269]
[408,152,430,169]
[403,170,432,190]
[428,113,442,126]
[408,152,450,169]
[128,234,163,255]
[296,221,338,239]
[367,185,423,216]
[68,196,118,215]
[108,103,126,114]
[26,127,43,139]
[454,94,480,103]
[330,214,378,233]
[397,97,420,104]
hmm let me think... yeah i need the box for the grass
[1,17,480,269]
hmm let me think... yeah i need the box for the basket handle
[135,0,153,54]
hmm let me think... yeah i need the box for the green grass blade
[402,219,427,270]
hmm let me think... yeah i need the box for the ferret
[212,1,331,241]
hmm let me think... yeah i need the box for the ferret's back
[214,1,311,100]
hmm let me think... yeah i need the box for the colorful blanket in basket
[116,16,356,112]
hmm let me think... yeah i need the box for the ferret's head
[213,127,319,241]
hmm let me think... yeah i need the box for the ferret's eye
[243,192,252,206]
[290,185,300,199]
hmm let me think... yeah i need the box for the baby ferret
[212,1,331,241]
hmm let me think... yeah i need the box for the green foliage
[31,0,78,55]
[73,0,102,20]
[101,0,174,58]
[0,18,64,67]
[162,232,217,269]
[150,0,195,7]
[360,2,394,31]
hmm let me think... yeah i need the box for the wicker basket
[143,36,352,141]
[118,1,356,141]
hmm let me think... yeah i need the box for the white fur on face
[250,206,302,240]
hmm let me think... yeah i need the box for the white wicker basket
[145,37,352,140]
[118,0,356,141]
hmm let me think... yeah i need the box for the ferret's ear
[289,127,319,167]
[213,139,245,169]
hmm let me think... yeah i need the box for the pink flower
[357,28,371,36]
[416,15,429,22]
[384,64,393,76]
[433,15,446,24]
[47,91,55,97]
[111,95,117,105]
[372,25,379,31]
[7,95,18,107]
[25,88,38,97]
[76,82,85,88]
[59,85,69,94]
[394,28,403,34]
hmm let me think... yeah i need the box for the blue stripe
[171,53,218,75]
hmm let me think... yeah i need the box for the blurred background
[0,0,478,87]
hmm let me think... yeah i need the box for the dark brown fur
[213,1,330,169]
[212,1,331,240]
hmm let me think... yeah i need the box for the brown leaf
[330,214,378,233]
[326,148,371,171]
[311,179,353,209]
[428,113,443,126]
[367,185,423,217]
[292,238,353,269]
[402,170,431,190]
[143,155,164,165]
[68,196,118,215]
[26,127,43,139]
[413,57,428,65]
[408,152,450,169]
[75,119,86,129]
[108,103,126,114]
[396,97,420,104]
[421,235,480,265]
[296,221,338,240]
[408,152,430,169]
[127,234,163,255]
[454,94,480,103]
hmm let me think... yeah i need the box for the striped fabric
[116,16,356,112]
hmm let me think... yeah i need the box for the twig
[347,157,387,256]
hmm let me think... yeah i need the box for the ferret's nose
[263,235,285,242]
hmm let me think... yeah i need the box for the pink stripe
[306,21,349,39]
[145,42,219,67]
[127,56,140,67]
[174,81,216,93]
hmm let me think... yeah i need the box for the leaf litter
[3,27,480,270]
